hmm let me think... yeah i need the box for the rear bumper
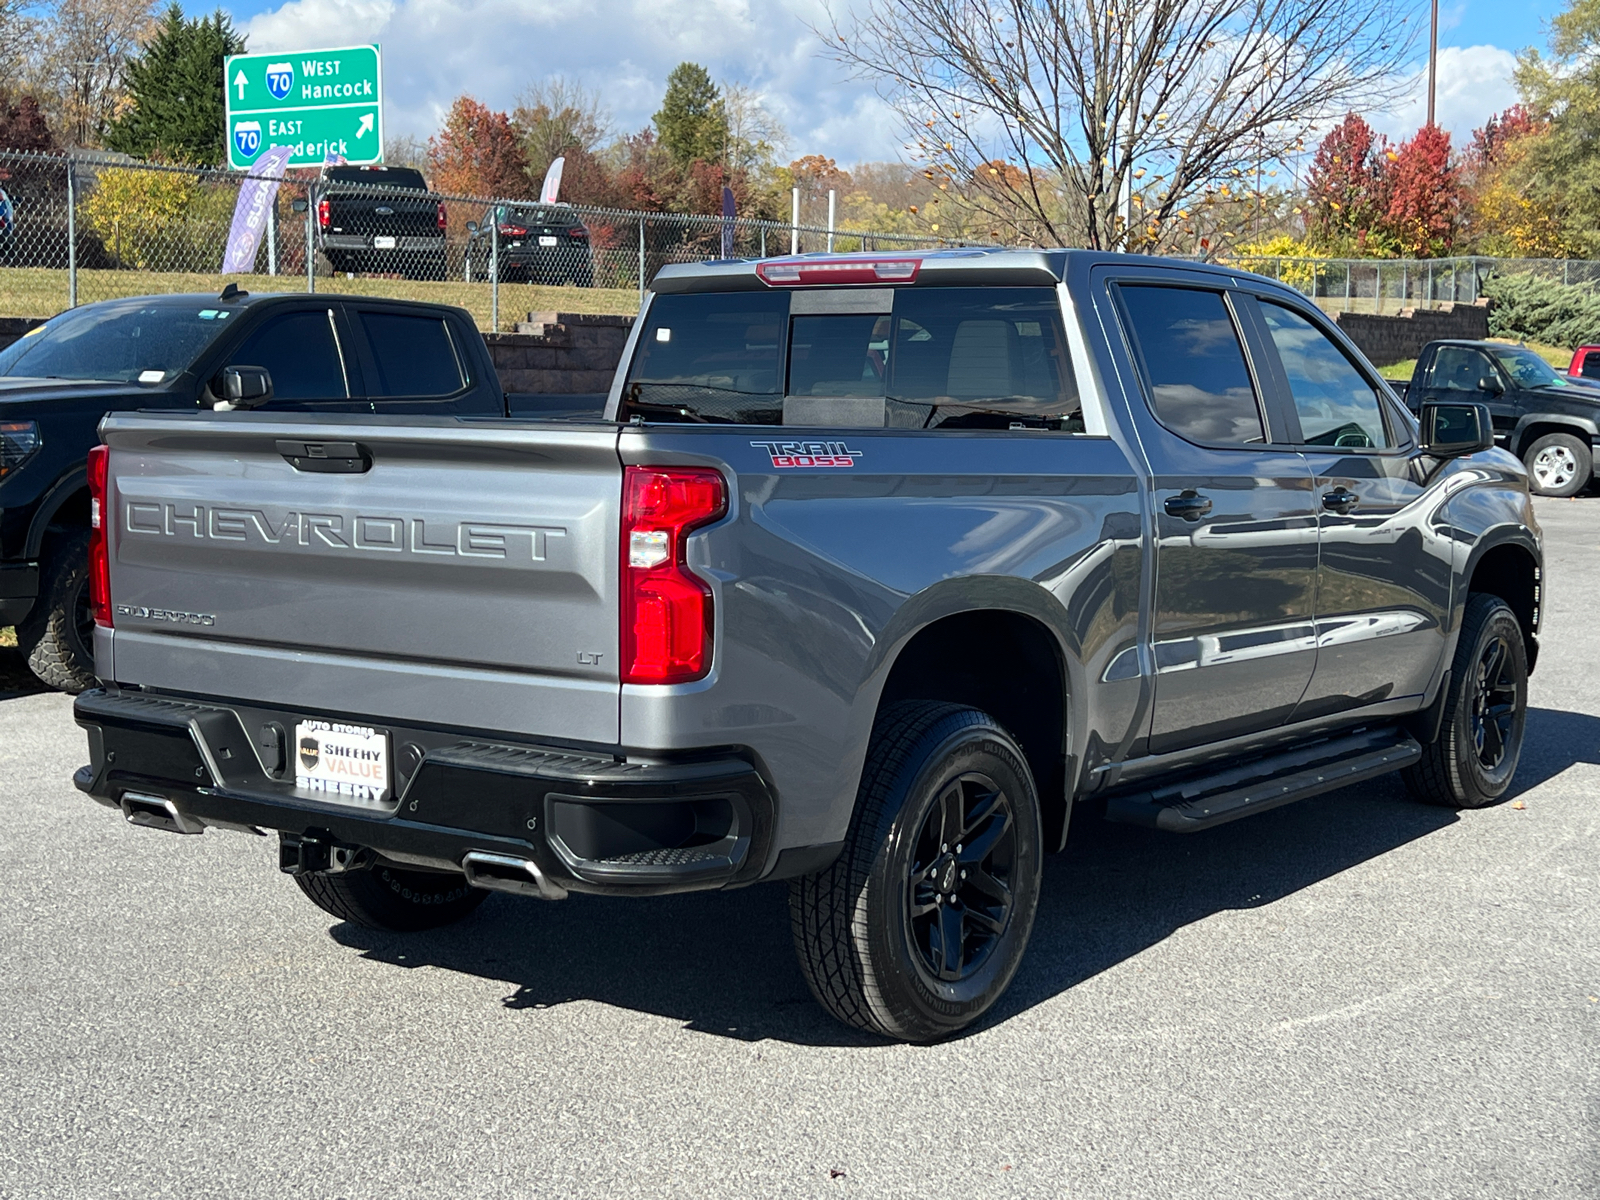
[72,688,785,897]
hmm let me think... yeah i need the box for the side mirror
[1477,375,1504,396]
[466,220,479,236]
[1420,401,1495,458]
[215,365,273,411]
[290,198,308,214]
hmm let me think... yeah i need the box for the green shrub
[1482,272,1600,349]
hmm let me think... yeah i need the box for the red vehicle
[1566,345,1600,379]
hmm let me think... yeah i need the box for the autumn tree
[0,88,54,151]
[654,63,727,166]
[1512,0,1600,256]
[428,96,531,199]
[1463,106,1570,256]
[37,0,159,147]
[1305,114,1390,252]
[106,5,245,166]
[1383,125,1460,257]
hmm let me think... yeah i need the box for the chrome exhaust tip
[461,850,568,901]
[119,791,205,835]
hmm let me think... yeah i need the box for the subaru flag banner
[539,156,564,205]
[221,144,294,275]
[721,186,735,259]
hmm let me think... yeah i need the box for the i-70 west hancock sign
[224,44,383,170]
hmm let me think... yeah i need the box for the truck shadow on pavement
[328,705,1598,1047]
[0,648,44,699]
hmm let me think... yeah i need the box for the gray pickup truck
[72,250,1543,1041]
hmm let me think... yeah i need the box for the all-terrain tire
[294,864,488,931]
[1522,431,1592,497]
[789,702,1043,1042]
[17,529,98,693]
[1404,594,1528,808]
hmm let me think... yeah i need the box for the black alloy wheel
[790,702,1043,1042]
[906,772,1017,984]
[1470,630,1519,772]
[1404,593,1528,808]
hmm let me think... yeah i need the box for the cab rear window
[622,286,1080,430]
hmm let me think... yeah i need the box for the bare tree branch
[822,0,1422,249]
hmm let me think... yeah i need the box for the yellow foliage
[1471,162,1573,258]
[82,168,202,271]
[1231,236,1327,289]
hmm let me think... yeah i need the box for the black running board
[1104,727,1422,833]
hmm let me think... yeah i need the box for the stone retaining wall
[1331,301,1491,368]
[0,317,45,351]
[485,311,635,395]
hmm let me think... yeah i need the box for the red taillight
[87,444,111,629]
[437,202,448,230]
[316,198,330,228]
[621,466,726,685]
[567,226,588,239]
[756,257,921,286]
[498,223,527,237]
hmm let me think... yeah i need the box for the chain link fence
[1221,254,1600,315]
[9,151,1600,332]
[0,150,967,332]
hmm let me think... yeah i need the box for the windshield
[0,300,236,383]
[1490,346,1564,389]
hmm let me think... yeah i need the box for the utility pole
[1427,0,1439,128]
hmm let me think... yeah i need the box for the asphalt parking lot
[0,495,1595,1199]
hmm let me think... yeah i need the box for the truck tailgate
[99,413,622,743]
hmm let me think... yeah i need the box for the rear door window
[228,308,349,402]
[1116,285,1266,445]
[354,310,466,398]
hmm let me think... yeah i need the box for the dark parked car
[316,165,447,281]
[0,287,507,691]
[72,250,1541,1041]
[1403,338,1600,496]
[469,202,593,286]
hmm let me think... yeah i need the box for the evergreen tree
[653,63,726,165]
[105,5,245,166]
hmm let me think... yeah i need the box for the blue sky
[210,0,1565,165]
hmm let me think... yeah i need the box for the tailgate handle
[275,440,371,474]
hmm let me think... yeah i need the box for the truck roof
[649,247,1275,294]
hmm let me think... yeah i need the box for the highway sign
[224,44,383,170]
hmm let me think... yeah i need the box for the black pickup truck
[315,165,448,281]
[1398,339,1600,496]
[0,287,510,690]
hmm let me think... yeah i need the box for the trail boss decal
[750,440,864,468]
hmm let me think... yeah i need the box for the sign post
[224,44,383,171]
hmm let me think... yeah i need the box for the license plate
[372,235,397,249]
[294,719,390,804]
[538,235,559,247]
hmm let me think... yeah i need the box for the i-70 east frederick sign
[224,44,383,170]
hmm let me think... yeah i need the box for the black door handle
[1321,487,1360,514]
[1164,491,1212,521]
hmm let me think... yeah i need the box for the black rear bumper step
[1104,727,1422,832]
[72,688,776,897]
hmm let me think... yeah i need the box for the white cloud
[238,0,908,164]
[1371,44,1521,146]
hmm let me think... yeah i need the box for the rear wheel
[1404,593,1528,808]
[1523,432,1592,497]
[790,702,1043,1041]
[294,863,487,931]
[17,529,97,693]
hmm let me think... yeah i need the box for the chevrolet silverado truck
[1,287,509,691]
[72,251,1543,1041]
[1399,338,1600,497]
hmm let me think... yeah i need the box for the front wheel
[790,702,1043,1042]
[17,529,97,693]
[1523,432,1592,497]
[1404,593,1528,808]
